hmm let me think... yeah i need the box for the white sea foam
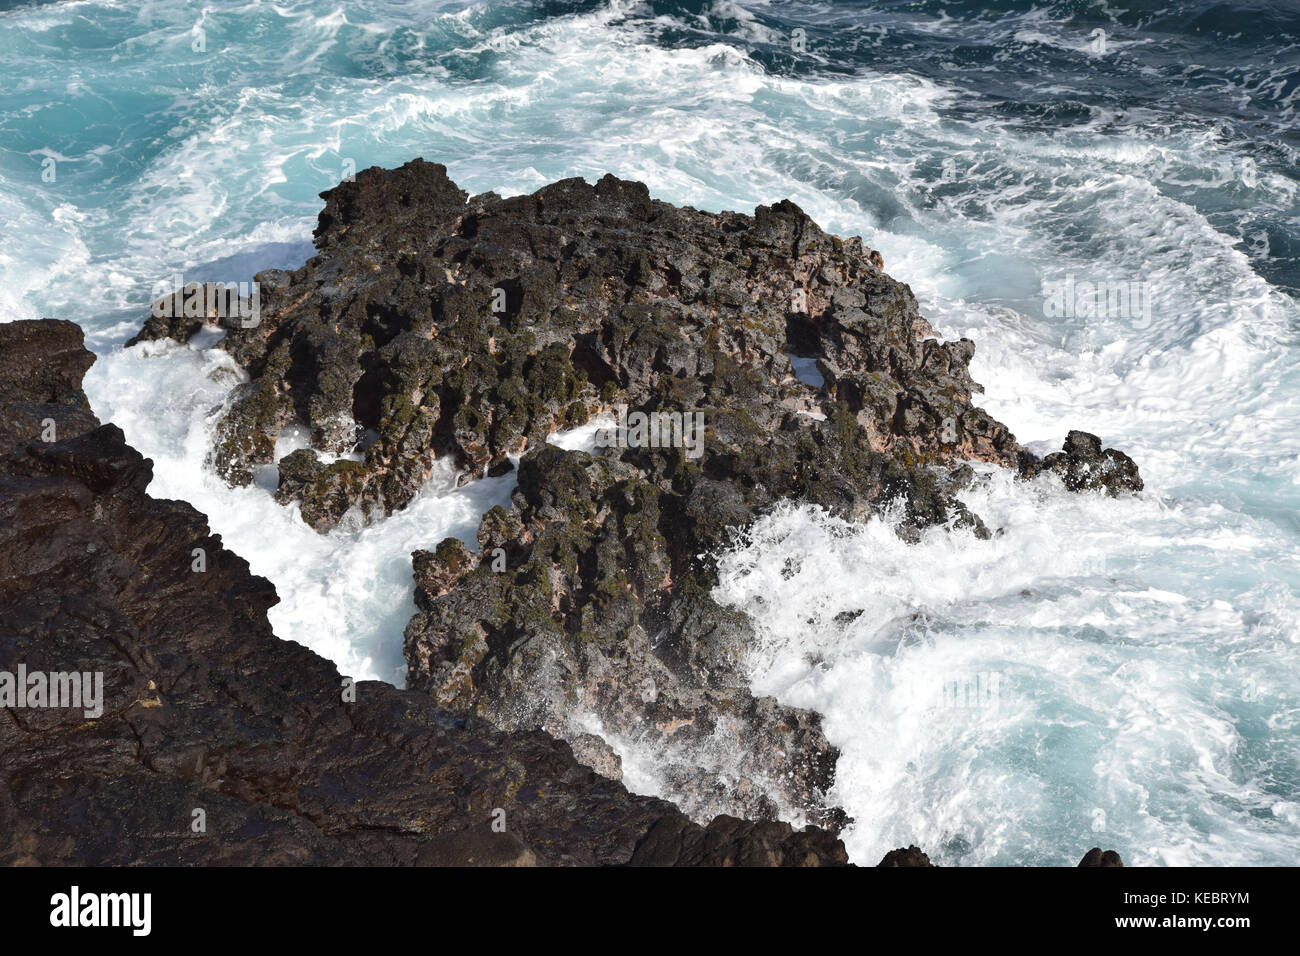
[713,472,1300,865]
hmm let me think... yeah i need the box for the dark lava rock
[1078,847,1125,867]
[129,159,1022,532]
[403,444,846,829]
[878,845,935,867]
[628,814,848,867]
[1018,430,1143,496]
[0,319,847,867]
[415,830,537,868]
[0,317,97,452]
[125,160,1143,841]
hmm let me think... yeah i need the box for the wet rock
[628,814,849,867]
[126,282,260,347]
[0,320,847,867]
[403,442,844,829]
[657,767,786,825]
[0,319,98,451]
[1078,848,1124,867]
[130,159,1024,532]
[273,447,326,504]
[124,161,1145,844]
[878,845,935,867]
[1019,430,1143,495]
[570,733,623,782]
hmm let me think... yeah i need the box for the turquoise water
[2,0,1298,865]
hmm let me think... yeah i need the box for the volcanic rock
[0,319,846,867]
[128,159,1020,532]
[1078,847,1125,867]
[127,160,1143,835]
[1018,430,1143,495]
[878,845,935,867]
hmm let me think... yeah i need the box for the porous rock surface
[0,319,846,867]
[126,160,1143,831]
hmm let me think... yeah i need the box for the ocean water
[2,0,1298,865]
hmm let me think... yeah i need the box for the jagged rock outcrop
[875,844,1121,867]
[0,318,97,452]
[1018,430,1143,495]
[127,160,1143,835]
[0,319,847,867]
[128,158,1019,534]
[1078,848,1125,867]
[878,845,935,867]
[403,443,849,829]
